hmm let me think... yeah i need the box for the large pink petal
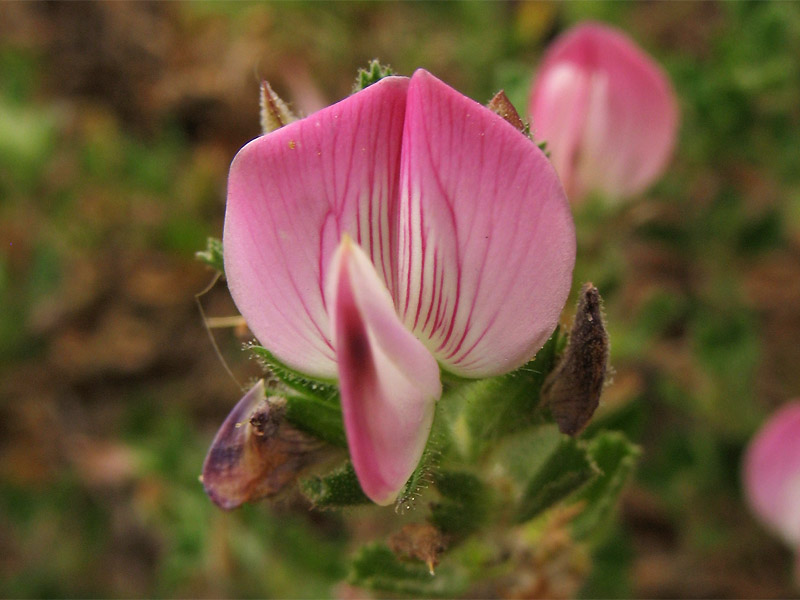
[397,69,575,378]
[743,401,800,546]
[327,236,441,505]
[529,22,678,200]
[224,76,409,379]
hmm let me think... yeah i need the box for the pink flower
[528,22,679,202]
[223,69,576,505]
[743,400,800,576]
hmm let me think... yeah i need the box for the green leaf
[348,544,469,597]
[514,435,598,524]
[284,394,346,448]
[578,526,633,598]
[430,471,491,539]
[571,431,640,542]
[492,425,562,486]
[300,461,370,508]
[249,345,338,402]
[353,59,395,92]
[489,424,598,524]
[448,330,562,460]
[194,237,224,273]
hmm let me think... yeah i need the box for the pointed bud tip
[259,80,297,134]
[487,90,527,134]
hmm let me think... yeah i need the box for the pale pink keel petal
[398,69,575,378]
[743,401,800,546]
[327,237,441,505]
[529,22,678,200]
[224,76,409,379]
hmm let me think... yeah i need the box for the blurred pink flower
[743,400,800,578]
[528,22,679,202]
[223,69,575,504]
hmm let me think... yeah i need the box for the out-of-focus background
[1,1,799,597]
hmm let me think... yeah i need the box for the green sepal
[300,461,370,508]
[284,394,346,448]
[537,139,551,158]
[195,236,224,273]
[353,60,395,93]
[348,544,469,597]
[570,431,640,542]
[430,471,491,540]
[248,347,343,446]
[395,445,437,511]
[395,403,453,510]
[514,435,598,524]
[448,330,562,460]
[249,345,338,402]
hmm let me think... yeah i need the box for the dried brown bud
[388,523,447,575]
[260,81,297,134]
[542,283,609,436]
[487,90,526,134]
[201,380,324,509]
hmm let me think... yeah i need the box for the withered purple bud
[201,380,324,510]
[487,90,526,134]
[260,81,297,134]
[542,283,609,436]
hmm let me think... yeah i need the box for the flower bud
[528,22,678,202]
[743,400,800,582]
[201,380,324,509]
[542,283,608,436]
